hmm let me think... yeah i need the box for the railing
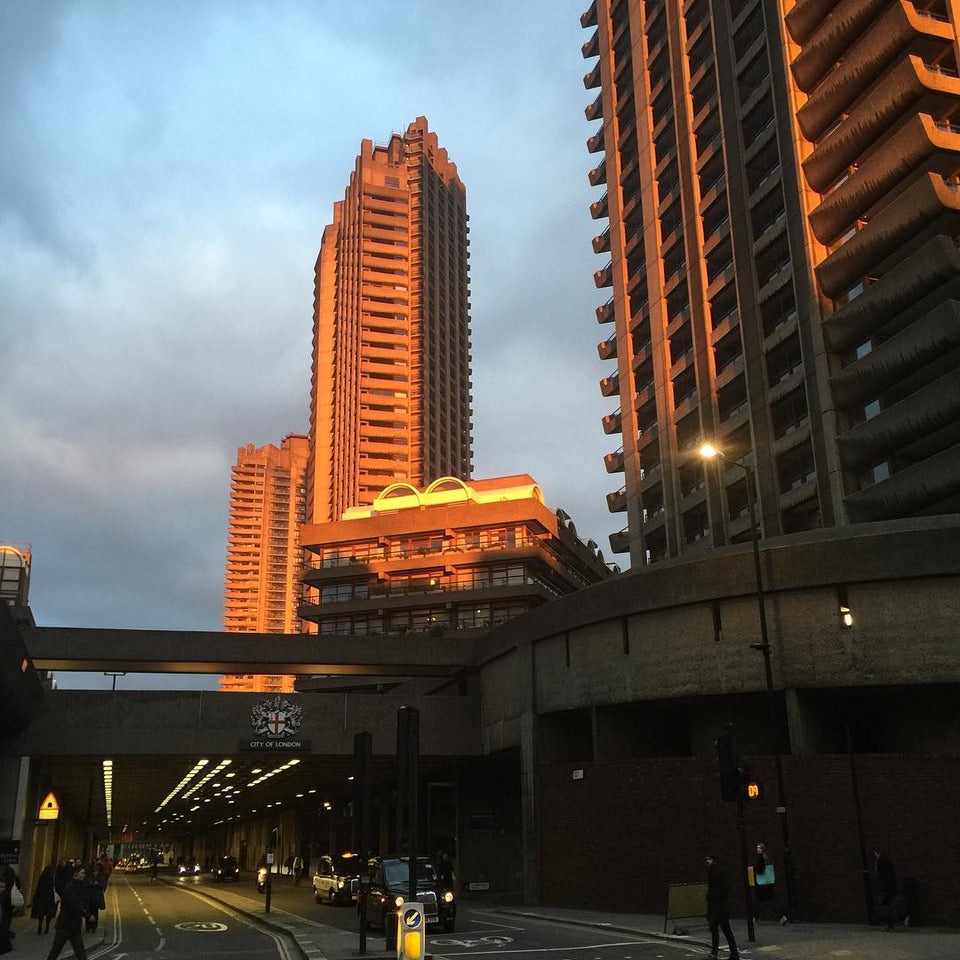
[308,571,564,605]
[306,534,550,569]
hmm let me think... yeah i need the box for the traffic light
[716,732,741,802]
[745,779,762,800]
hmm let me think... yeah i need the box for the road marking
[174,920,229,932]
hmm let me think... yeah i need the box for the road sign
[397,902,425,959]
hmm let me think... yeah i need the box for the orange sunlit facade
[220,434,308,693]
[298,475,614,643]
[582,0,960,568]
[308,116,472,527]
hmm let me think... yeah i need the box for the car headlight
[394,895,404,908]
[337,879,345,889]
[443,891,455,903]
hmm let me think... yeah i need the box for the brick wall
[539,755,960,924]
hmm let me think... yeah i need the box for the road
[199,870,716,959]
[83,871,296,960]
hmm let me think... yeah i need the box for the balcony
[602,408,623,434]
[587,129,605,153]
[596,297,615,323]
[597,332,618,361]
[600,371,620,397]
[582,30,600,59]
[594,261,614,288]
[604,446,625,473]
[590,192,609,219]
[609,527,632,554]
[589,159,608,186]
[593,227,611,253]
[606,485,628,512]
[585,93,604,122]
[584,60,602,89]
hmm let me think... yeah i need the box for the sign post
[396,902,425,960]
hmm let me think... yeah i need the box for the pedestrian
[437,851,454,889]
[54,859,73,899]
[285,854,294,877]
[45,863,93,960]
[0,861,18,943]
[873,848,898,931]
[705,853,740,960]
[0,875,11,956]
[84,863,107,932]
[292,854,303,885]
[32,863,58,934]
[753,842,781,923]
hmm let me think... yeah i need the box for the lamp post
[699,443,797,922]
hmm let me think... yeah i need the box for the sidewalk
[8,889,960,960]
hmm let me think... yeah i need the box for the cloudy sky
[1,1,622,688]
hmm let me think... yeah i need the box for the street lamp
[699,442,797,922]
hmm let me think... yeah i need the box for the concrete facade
[308,117,472,527]
[2,518,959,920]
[221,433,309,693]
[581,0,960,567]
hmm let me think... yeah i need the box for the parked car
[212,855,240,882]
[313,853,360,905]
[363,856,455,933]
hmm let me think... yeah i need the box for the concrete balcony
[587,129,605,153]
[594,261,614,288]
[597,332,618,361]
[602,408,623,435]
[585,93,604,122]
[584,60,601,89]
[590,192,609,219]
[596,297,615,323]
[606,485,628,512]
[593,227,611,254]
[604,447,625,473]
[589,159,608,186]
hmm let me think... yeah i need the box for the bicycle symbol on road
[174,921,229,932]
[431,935,514,947]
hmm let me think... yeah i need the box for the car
[212,855,240,882]
[362,856,455,933]
[177,858,201,876]
[313,853,360,905]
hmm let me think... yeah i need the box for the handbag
[756,863,776,886]
[9,882,24,910]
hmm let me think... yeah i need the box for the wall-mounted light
[838,585,854,629]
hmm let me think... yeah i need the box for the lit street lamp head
[699,442,719,460]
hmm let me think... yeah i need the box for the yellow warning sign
[38,791,60,821]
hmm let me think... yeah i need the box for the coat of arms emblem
[250,696,303,739]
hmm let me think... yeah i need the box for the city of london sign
[241,696,310,751]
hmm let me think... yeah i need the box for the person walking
[753,842,780,923]
[874,848,898,931]
[0,861,18,944]
[706,853,740,960]
[32,863,58,934]
[84,863,107,932]
[292,855,303,886]
[54,859,73,899]
[45,863,93,960]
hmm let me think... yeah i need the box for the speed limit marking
[174,921,229,932]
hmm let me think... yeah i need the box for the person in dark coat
[752,842,778,922]
[45,863,92,960]
[0,862,18,943]
[874,848,898,931]
[705,853,740,960]
[0,872,12,955]
[83,863,107,933]
[32,864,58,934]
[53,859,73,898]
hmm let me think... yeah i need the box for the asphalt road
[84,872,294,960]
[212,872,717,959]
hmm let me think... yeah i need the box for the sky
[1,1,623,688]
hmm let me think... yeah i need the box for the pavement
[7,881,960,959]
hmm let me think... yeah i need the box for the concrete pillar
[518,637,539,905]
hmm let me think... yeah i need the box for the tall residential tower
[308,117,472,526]
[220,434,308,693]
[582,0,960,567]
